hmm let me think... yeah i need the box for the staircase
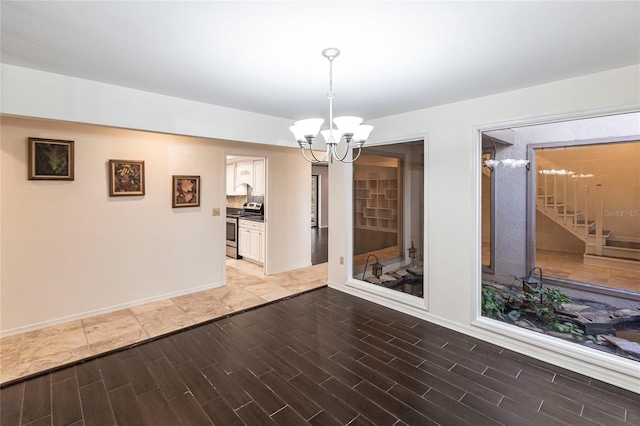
[536,159,640,272]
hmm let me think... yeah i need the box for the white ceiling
[2,1,639,122]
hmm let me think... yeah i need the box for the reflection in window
[353,141,424,298]
[534,140,640,293]
[482,152,494,270]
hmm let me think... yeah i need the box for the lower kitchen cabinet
[238,220,264,264]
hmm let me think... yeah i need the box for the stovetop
[226,205,264,220]
[226,207,245,217]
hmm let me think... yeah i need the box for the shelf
[354,189,370,199]
[378,208,394,219]
[353,177,399,232]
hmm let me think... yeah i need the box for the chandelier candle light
[290,48,374,163]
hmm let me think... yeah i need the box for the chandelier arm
[320,147,331,162]
[350,147,363,162]
[300,147,321,163]
[302,145,333,163]
[310,145,331,162]
[333,146,362,164]
[331,140,353,162]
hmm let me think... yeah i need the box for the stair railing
[562,171,567,225]
[553,170,558,215]
[583,184,589,239]
[595,184,604,256]
[573,179,578,233]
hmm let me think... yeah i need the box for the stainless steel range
[226,202,263,258]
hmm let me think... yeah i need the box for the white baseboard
[268,262,313,275]
[328,280,640,394]
[0,281,225,338]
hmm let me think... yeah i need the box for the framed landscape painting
[28,138,74,180]
[172,175,200,207]
[109,160,145,196]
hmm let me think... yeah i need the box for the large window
[480,113,640,361]
[353,141,424,298]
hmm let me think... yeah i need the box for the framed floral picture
[28,138,74,180]
[173,175,200,207]
[109,160,145,196]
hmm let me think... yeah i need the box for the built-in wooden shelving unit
[354,179,398,230]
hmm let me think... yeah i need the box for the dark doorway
[311,227,328,265]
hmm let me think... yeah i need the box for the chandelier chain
[328,57,334,97]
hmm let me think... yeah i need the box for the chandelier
[290,48,374,163]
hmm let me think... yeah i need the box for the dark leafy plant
[481,287,505,320]
[552,321,585,340]
[507,310,522,322]
[546,289,570,311]
[482,283,585,339]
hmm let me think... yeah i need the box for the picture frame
[28,138,74,180]
[109,160,145,196]
[172,175,200,208]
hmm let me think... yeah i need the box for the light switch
[212,208,220,216]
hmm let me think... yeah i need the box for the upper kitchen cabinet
[226,157,265,196]
[252,159,265,196]
[226,163,246,195]
[235,161,254,186]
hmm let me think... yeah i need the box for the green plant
[484,282,595,341]
[546,289,570,311]
[552,321,585,340]
[481,287,505,320]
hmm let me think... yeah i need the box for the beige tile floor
[484,244,640,293]
[535,249,640,293]
[0,259,328,385]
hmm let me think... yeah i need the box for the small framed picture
[173,175,200,208]
[28,138,74,180]
[109,160,145,196]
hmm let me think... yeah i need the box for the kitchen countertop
[239,215,264,223]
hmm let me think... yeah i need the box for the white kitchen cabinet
[252,159,265,196]
[226,163,248,195]
[226,164,236,195]
[227,158,264,196]
[235,161,254,187]
[249,229,262,262]
[238,227,251,257]
[238,219,264,264]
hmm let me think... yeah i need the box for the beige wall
[535,212,586,254]
[1,116,310,334]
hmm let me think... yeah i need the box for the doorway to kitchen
[226,154,266,273]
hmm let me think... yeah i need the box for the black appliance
[226,202,264,258]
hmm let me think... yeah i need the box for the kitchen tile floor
[0,260,328,385]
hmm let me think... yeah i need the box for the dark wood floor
[311,227,328,265]
[2,288,638,426]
